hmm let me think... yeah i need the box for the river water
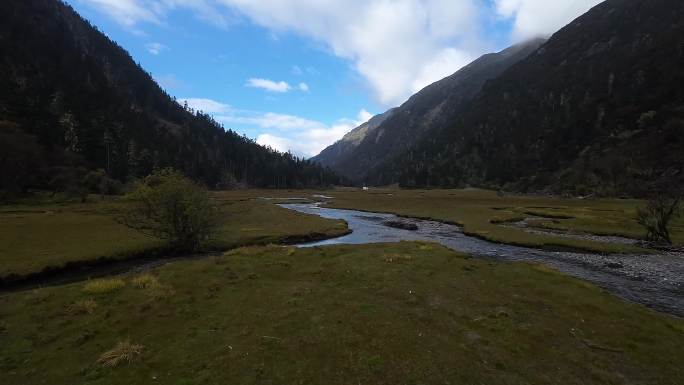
[281,203,684,317]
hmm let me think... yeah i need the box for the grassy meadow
[316,188,684,253]
[2,188,683,384]
[216,188,684,253]
[4,188,681,280]
[1,242,683,384]
[0,194,347,279]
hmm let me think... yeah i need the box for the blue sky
[65,0,601,158]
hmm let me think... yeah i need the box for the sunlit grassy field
[316,188,684,253]
[5,189,684,277]
[0,204,163,278]
[4,187,682,280]
[1,242,682,385]
[2,190,683,384]
[0,195,347,278]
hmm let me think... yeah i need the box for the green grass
[0,205,163,278]
[0,195,347,278]
[3,187,682,278]
[1,242,682,385]
[210,196,348,248]
[314,188,684,253]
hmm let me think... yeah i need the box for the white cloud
[81,0,602,106]
[411,48,473,93]
[219,112,324,131]
[227,0,492,105]
[80,0,231,28]
[255,134,291,153]
[212,0,484,105]
[81,0,161,27]
[179,98,231,114]
[495,0,602,40]
[246,78,291,93]
[254,109,373,157]
[183,97,372,157]
[80,0,487,106]
[254,111,370,157]
[298,83,310,92]
[357,109,373,124]
[145,42,168,55]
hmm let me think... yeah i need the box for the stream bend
[281,203,684,317]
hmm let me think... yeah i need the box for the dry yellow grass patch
[83,278,125,294]
[65,299,98,315]
[131,274,159,289]
[131,273,174,299]
[383,254,413,263]
[97,340,144,367]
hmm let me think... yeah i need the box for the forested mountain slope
[0,0,340,197]
[371,0,684,196]
[312,39,545,182]
[311,109,395,178]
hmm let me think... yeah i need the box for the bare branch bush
[635,196,681,245]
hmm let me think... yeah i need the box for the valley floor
[319,188,684,253]
[0,194,347,280]
[1,189,683,384]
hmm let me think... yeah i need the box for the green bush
[83,169,122,196]
[122,168,220,251]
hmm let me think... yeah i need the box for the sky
[65,0,602,158]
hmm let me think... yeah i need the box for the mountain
[312,38,546,181]
[0,0,340,197]
[310,108,396,174]
[370,0,684,196]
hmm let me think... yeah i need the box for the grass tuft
[65,299,98,315]
[97,340,144,367]
[131,273,174,299]
[383,254,413,263]
[131,274,159,289]
[83,278,125,294]
[147,283,175,300]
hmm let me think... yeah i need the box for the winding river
[281,203,684,317]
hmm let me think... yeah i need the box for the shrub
[83,169,122,196]
[637,110,657,129]
[635,197,681,244]
[122,168,220,251]
[83,278,126,294]
[49,166,89,202]
[97,340,144,367]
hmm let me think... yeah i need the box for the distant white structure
[362,186,369,191]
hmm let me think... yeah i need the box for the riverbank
[308,188,683,254]
[283,203,684,316]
